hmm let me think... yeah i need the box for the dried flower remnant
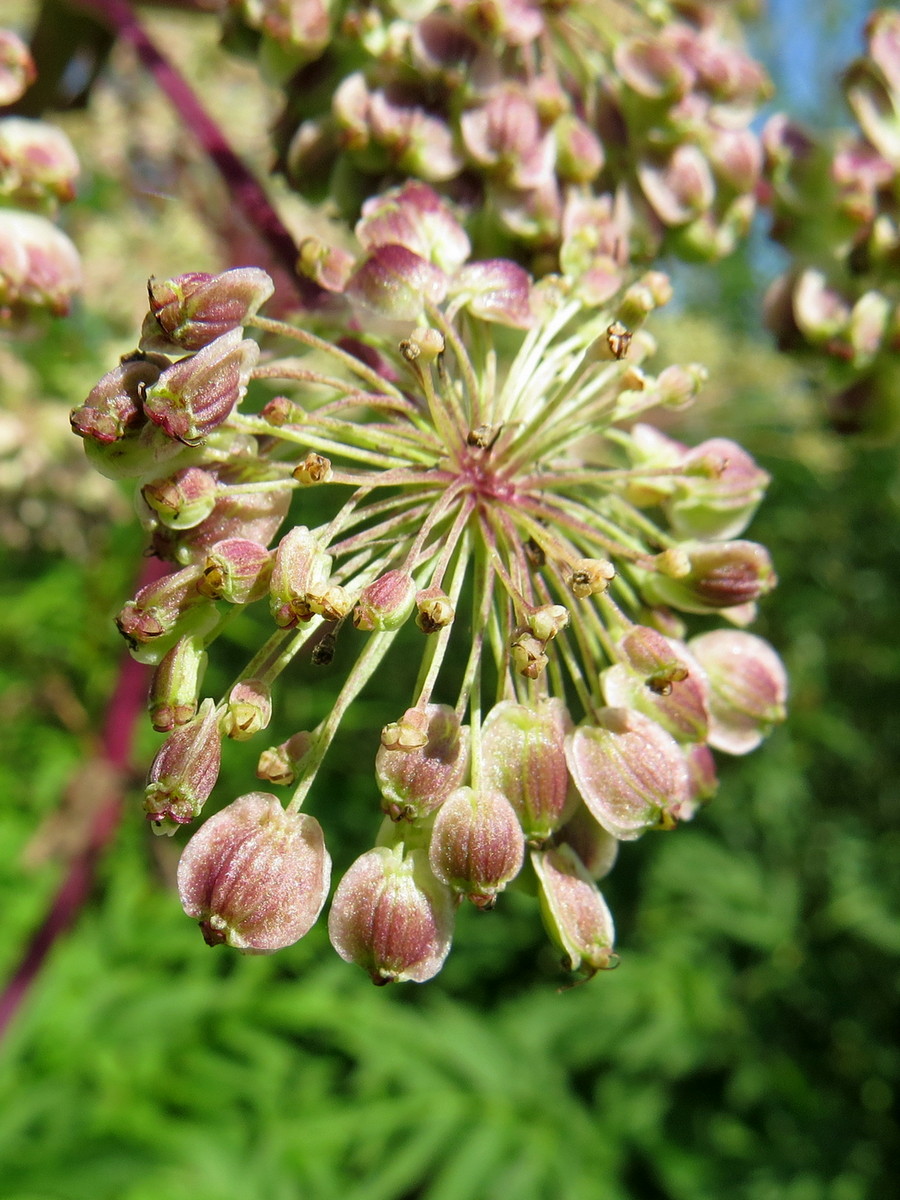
[72,187,784,979]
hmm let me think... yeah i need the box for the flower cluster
[225,0,769,272]
[762,9,900,436]
[71,184,785,982]
[0,28,82,319]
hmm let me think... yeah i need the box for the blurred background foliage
[1,1,898,1198]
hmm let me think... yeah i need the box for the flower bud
[177,792,330,952]
[353,569,417,631]
[141,268,274,352]
[481,698,573,841]
[328,845,455,984]
[637,145,716,227]
[197,538,272,604]
[144,698,222,833]
[565,707,692,840]
[528,604,569,643]
[684,742,719,807]
[152,473,291,567]
[256,731,313,787]
[554,114,604,183]
[376,704,469,821]
[0,30,36,107]
[428,786,524,908]
[222,678,273,741]
[269,525,333,626]
[306,583,352,622]
[355,181,471,273]
[0,208,81,316]
[415,585,454,632]
[450,259,533,328]
[688,630,787,754]
[70,352,168,446]
[142,329,258,446]
[141,466,218,529]
[0,117,80,206]
[148,635,207,732]
[297,237,355,292]
[641,540,777,613]
[601,626,710,744]
[115,563,207,650]
[532,845,616,977]
[346,245,449,322]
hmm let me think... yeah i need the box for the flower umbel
[73,184,785,981]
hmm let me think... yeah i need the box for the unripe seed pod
[256,731,314,787]
[481,698,573,842]
[532,844,616,977]
[177,791,330,952]
[377,704,469,821]
[354,569,417,632]
[70,352,168,446]
[144,698,222,834]
[141,267,274,352]
[198,538,273,604]
[222,679,272,741]
[688,630,787,754]
[148,635,207,732]
[142,467,218,530]
[428,786,524,908]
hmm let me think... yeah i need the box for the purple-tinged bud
[0,209,81,316]
[450,259,533,328]
[566,707,693,840]
[297,237,355,292]
[144,698,222,833]
[152,475,291,567]
[554,114,604,183]
[256,730,313,788]
[481,698,573,842]
[140,268,274,352]
[638,146,716,227]
[222,678,273,741]
[178,791,330,952]
[70,353,168,446]
[328,845,455,984]
[197,538,272,604]
[688,630,787,755]
[667,437,770,541]
[367,87,461,182]
[601,626,710,744]
[115,563,207,650]
[415,585,454,632]
[614,37,693,100]
[353,569,417,632]
[269,525,332,627]
[148,635,207,732]
[142,466,218,530]
[399,327,445,364]
[532,845,616,977]
[356,182,471,273]
[707,128,762,194]
[142,329,258,446]
[792,269,851,344]
[460,84,554,190]
[653,363,709,409]
[0,30,36,106]
[306,583,352,622]
[428,786,524,908]
[346,245,449,321]
[568,557,615,598]
[558,805,619,880]
[641,540,777,613]
[0,117,80,206]
[684,742,718,807]
[376,704,469,821]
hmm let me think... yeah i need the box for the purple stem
[0,556,167,1040]
[68,0,322,305]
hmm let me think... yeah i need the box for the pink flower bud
[688,630,787,754]
[151,473,291,566]
[356,182,471,273]
[642,540,777,613]
[178,792,330,952]
[353,569,417,632]
[148,635,207,732]
[141,466,218,530]
[269,525,333,627]
[428,786,524,908]
[367,88,461,182]
[376,703,469,821]
[667,437,770,541]
[532,845,616,976]
[141,267,274,352]
[565,707,692,840]
[554,114,604,183]
[460,84,553,190]
[222,679,273,742]
[115,563,208,650]
[481,698,573,841]
[0,209,81,316]
[346,244,449,321]
[256,730,313,787]
[450,259,533,328]
[142,329,258,446]
[614,37,693,100]
[638,145,716,227]
[0,117,80,206]
[70,353,168,446]
[557,805,619,880]
[144,698,222,833]
[0,30,36,106]
[328,845,455,984]
[297,237,355,292]
[684,742,718,807]
[198,538,273,604]
[601,626,710,744]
